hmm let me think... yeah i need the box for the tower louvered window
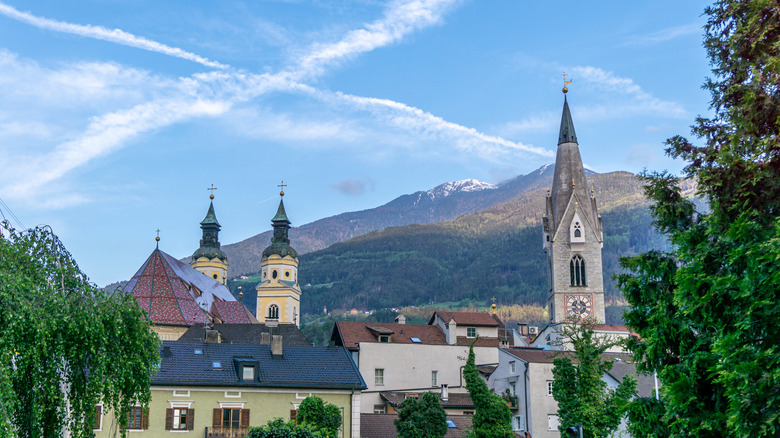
[570,255,586,286]
[268,304,279,320]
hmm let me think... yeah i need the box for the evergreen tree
[463,345,513,438]
[550,322,635,438]
[0,223,160,438]
[248,418,316,438]
[394,392,448,438]
[618,1,780,436]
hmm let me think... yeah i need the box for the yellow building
[256,190,302,327]
[191,193,228,285]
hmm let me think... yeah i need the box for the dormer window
[379,335,390,343]
[242,366,255,381]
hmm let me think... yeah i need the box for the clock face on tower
[565,294,593,319]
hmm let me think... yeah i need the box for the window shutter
[165,408,173,430]
[142,408,149,430]
[186,409,195,430]
[290,409,297,423]
[94,405,102,430]
[240,409,250,428]
[213,409,222,428]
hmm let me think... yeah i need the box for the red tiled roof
[332,321,446,349]
[361,413,473,438]
[429,310,500,327]
[212,301,259,324]
[380,391,475,409]
[456,336,500,347]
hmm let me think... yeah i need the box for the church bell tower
[543,85,606,323]
[191,188,228,285]
[256,184,301,327]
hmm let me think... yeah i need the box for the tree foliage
[296,396,341,438]
[247,418,316,438]
[463,345,513,438]
[550,322,635,438]
[617,1,780,436]
[0,223,160,438]
[394,392,448,438]
[626,397,669,438]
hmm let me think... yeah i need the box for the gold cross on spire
[155,228,160,247]
[562,72,572,94]
[207,184,218,200]
[278,180,287,197]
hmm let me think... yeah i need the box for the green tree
[626,397,669,438]
[463,345,513,438]
[296,396,341,438]
[248,418,316,438]
[550,322,636,438]
[0,223,160,438]
[394,392,448,438]
[617,1,780,436]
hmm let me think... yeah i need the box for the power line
[0,197,25,230]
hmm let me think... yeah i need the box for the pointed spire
[558,95,578,145]
[263,186,297,258]
[272,198,290,224]
[192,193,226,262]
[200,201,221,226]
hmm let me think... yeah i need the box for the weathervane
[207,184,218,200]
[562,72,572,94]
[278,180,287,197]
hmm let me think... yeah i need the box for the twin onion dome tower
[543,82,606,324]
[190,185,301,327]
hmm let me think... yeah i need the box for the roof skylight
[410,337,421,343]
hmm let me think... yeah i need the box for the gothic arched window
[570,255,586,286]
[267,304,279,320]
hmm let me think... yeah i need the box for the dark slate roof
[380,392,475,409]
[200,201,221,227]
[178,323,311,345]
[558,95,578,145]
[429,311,500,327]
[360,414,473,438]
[154,341,365,389]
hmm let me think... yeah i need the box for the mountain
[222,164,565,276]
[287,171,673,315]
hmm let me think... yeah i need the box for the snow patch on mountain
[537,163,553,174]
[424,179,497,200]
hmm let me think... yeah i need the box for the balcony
[206,426,250,438]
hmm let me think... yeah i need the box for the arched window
[267,304,279,320]
[570,255,586,286]
[574,228,581,238]
[293,306,297,325]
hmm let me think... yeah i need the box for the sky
[0,0,713,286]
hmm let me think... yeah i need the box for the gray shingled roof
[178,323,311,346]
[154,341,365,389]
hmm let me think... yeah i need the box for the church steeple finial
[558,75,577,146]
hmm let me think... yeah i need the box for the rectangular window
[467,327,477,338]
[514,415,524,431]
[93,405,102,430]
[509,361,516,373]
[223,408,241,429]
[243,365,255,381]
[373,404,386,414]
[172,408,188,430]
[375,368,384,386]
[379,335,390,343]
[431,370,438,387]
[548,414,559,431]
[547,380,554,396]
[126,407,143,430]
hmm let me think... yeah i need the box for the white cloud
[621,23,701,46]
[0,2,228,69]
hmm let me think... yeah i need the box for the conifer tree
[394,392,448,438]
[618,1,780,436]
[463,345,513,438]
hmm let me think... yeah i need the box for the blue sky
[0,0,711,286]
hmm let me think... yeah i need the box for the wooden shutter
[141,408,149,430]
[240,409,250,428]
[186,409,195,430]
[94,405,102,430]
[165,408,173,430]
[213,408,222,428]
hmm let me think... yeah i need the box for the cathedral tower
[256,187,301,327]
[191,191,228,285]
[542,89,605,323]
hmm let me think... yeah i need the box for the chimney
[518,323,529,336]
[271,335,283,356]
[260,332,271,345]
[205,329,221,343]
[447,319,457,345]
[395,314,406,325]
[440,384,449,402]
